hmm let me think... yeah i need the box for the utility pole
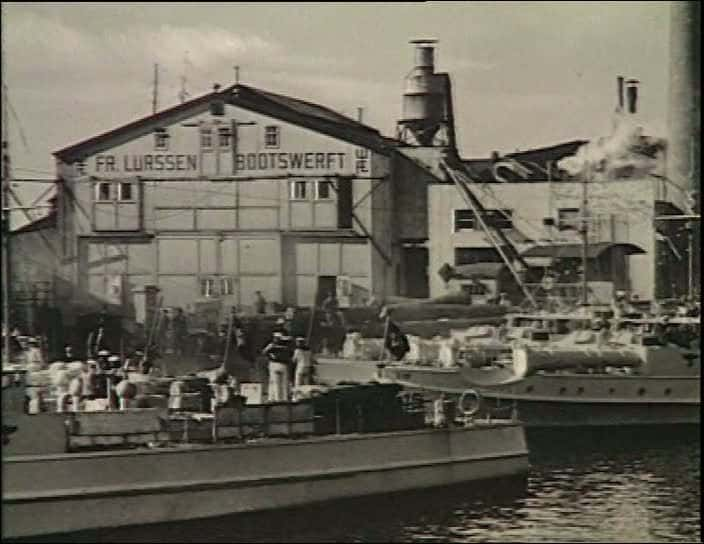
[234,65,240,85]
[152,63,159,114]
[580,165,590,306]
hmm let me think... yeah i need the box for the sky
[3,1,672,225]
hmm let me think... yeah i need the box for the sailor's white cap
[98,350,110,356]
[108,355,120,362]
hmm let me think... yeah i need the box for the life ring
[458,389,482,417]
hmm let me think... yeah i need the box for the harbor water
[20,425,700,543]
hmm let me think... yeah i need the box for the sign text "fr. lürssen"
[94,154,198,172]
[236,152,346,171]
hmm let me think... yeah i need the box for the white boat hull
[3,423,528,539]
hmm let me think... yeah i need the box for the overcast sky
[4,1,671,218]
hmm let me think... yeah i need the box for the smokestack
[357,107,364,123]
[667,1,701,197]
[617,76,625,110]
[625,79,639,114]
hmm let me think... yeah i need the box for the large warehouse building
[35,29,696,328]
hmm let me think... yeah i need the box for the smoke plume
[557,114,665,181]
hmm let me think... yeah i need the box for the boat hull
[315,358,701,428]
[2,424,528,539]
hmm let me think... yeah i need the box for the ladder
[439,158,537,308]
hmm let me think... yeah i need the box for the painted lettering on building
[235,152,346,171]
[355,148,370,175]
[94,154,198,173]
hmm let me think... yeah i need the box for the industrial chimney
[617,76,625,111]
[397,39,447,146]
[667,1,701,197]
[625,79,639,114]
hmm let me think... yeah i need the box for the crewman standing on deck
[263,333,293,402]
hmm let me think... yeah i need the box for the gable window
[201,127,213,149]
[316,180,333,200]
[76,161,87,176]
[454,210,475,232]
[264,126,280,148]
[218,127,231,148]
[154,129,169,150]
[200,278,216,298]
[118,182,134,202]
[96,182,112,201]
[290,180,307,200]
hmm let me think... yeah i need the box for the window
[200,278,216,298]
[96,182,112,201]
[316,180,333,200]
[454,209,513,231]
[264,125,280,148]
[557,208,580,231]
[118,182,134,201]
[454,247,503,266]
[76,161,87,175]
[201,128,213,149]
[486,209,513,229]
[220,277,233,296]
[154,129,169,150]
[290,180,307,200]
[454,210,475,231]
[218,127,231,148]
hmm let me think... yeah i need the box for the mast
[580,164,589,306]
[2,8,11,360]
[152,63,159,114]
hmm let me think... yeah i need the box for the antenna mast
[152,63,159,114]
[178,51,190,104]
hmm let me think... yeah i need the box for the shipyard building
[16,16,696,331]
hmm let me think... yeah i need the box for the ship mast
[580,164,590,306]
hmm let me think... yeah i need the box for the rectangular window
[316,180,333,200]
[201,128,213,149]
[454,209,475,232]
[118,182,134,202]
[96,182,112,201]
[264,126,280,148]
[558,208,580,230]
[154,129,169,150]
[486,209,513,229]
[76,161,87,176]
[218,127,231,148]
[290,180,307,200]
[200,278,216,298]
[454,247,503,266]
[220,277,233,296]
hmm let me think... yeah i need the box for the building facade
[53,85,411,317]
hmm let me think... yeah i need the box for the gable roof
[54,83,395,163]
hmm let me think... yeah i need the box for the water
[23,427,701,543]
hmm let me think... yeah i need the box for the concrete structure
[53,84,432,318]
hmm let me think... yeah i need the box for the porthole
[608,387,615,394]
[526,386,534,393]
[664,388,671,396]
[637,388,646,396]
[577,387,585,394]
[559,387,567,395]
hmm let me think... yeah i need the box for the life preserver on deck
[458,389,482,417]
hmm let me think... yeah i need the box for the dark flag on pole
[384,319,410,361]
